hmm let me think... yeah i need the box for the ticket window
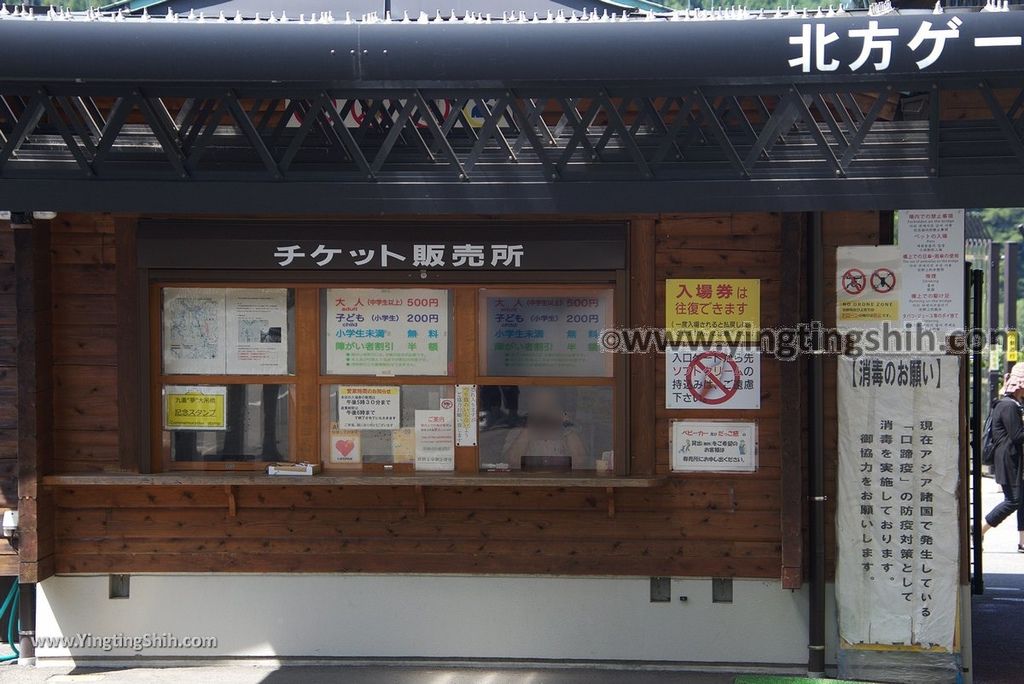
[153,282,622,474]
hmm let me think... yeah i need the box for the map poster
[414,408,455,471]
[325,288,449,376]
[225,289,289,375]
[337,386,401,431]
[163,288,227,375]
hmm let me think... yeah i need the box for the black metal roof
[115,0,651,19]
[1,6,1024,214]
[0,8,1022,85]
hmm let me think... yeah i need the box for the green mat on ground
[734,677,865,684]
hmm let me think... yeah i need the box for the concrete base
[34,575,839,667]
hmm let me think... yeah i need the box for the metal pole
[1005,241,1018,372]
[989,242,1002,404]
[17,582,35,664]
[807,212,826,677]
[971,268,985,595]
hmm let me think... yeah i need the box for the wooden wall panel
[51,214,121,475]
[44,211,880,579]
[0,222,16,569]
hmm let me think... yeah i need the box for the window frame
[144,269,629,476]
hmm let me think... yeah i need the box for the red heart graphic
[336,439,355,457]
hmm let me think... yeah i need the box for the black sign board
[138,222,627,272]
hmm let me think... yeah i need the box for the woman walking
[982,364,1024,550]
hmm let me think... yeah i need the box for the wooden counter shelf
[42,473,665,518]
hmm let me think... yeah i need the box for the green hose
[0,582,19,662]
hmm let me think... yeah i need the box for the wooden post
[779,212,805,590]
[115,217,141,472]
[629,219,656,476]
[13,213,55,591]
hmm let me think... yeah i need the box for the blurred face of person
[528,390,563,437]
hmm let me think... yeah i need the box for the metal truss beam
[0,79,1023,213]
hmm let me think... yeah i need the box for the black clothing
[985,396,1024,530]
[985,483,1024,531]
[990,397,1024,486]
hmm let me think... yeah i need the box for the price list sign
[482,290,613,377]
[325,288,449,376]
[837,355,960,651]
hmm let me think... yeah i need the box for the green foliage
[34,1,97,9]
[977,207,1024,244]
[974,208,1024,329]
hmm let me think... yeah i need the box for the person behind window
[502,388,585,471]
[982,363,1024,551]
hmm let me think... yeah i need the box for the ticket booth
[0,5,1016,680]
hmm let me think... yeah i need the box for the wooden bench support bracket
[225,485,237,518]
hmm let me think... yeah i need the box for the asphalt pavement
[971,475,1024,684]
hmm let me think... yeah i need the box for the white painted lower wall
[36,575,839,666]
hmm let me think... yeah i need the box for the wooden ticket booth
[0,4,1016,678]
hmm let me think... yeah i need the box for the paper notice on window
[415,408,455,471]
[162,288,227,375]
[392,427,416,464]
[337,386,401,430]
[225,288,289,375]
[455,384,478,447]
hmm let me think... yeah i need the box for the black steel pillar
[1005,241,1018,372]
[971,268,985,595]
[807,212,826,677]
[990,242,1002,404]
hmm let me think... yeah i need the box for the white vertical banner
[898,209,965,333]
[837,354,960,650]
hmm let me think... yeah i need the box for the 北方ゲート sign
[325,288,449,376]
[836,246,901,330]
[337,386,401,431]
[665,279,760,343]
[164,386,227,430]
[670,420,757,472]
[836,354,960,651]
[666,346,760,410]
[898,209,965,332]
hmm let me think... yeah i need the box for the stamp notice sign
[666,346,760,410]
[164,385,228,431]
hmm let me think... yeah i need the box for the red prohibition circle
[685,351,741,405]
[870,267,896,294]
[842,268,867,295]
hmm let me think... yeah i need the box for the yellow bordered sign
[164,386,227,430]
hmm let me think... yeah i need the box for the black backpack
[982,399,1009,466]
